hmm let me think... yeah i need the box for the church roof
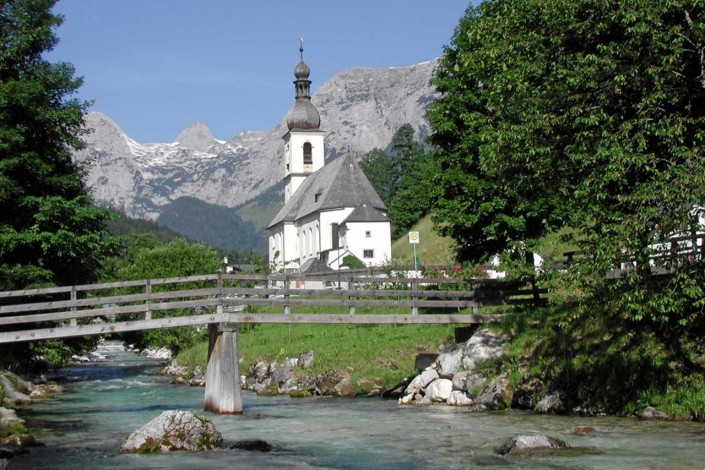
[299,257,335,274]
[268,153,388,228]
[342,203,389,223]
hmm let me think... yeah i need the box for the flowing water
[11,342,705,469]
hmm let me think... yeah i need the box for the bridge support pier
[204,322,243,414]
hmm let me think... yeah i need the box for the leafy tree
[359,124,438,238]
[359,148,395,205]
[117,239,221,353]
[0,0,114,290]
[429,0,705,412]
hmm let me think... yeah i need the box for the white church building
[267,45,392,273]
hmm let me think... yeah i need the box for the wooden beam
[0,312,230,343]
[227,313,499,325]
[0,298,221,325]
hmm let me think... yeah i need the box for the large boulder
[404,369,439,395]
[437,348,463,378]
[477,377,510,409]
[0,374,31,406]
[447,390,474,406]
[121,410,222,453]
[465,373,487,398]
[248,360,271,383]
[463,330,509,370]
[425,379,453,403]
[494,435,569,455]
[451,371,470,391]
[271,362,293,389]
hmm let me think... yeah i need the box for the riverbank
[169,323,697,421]
[11,345,705,469]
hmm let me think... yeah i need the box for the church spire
[287,38,319,130]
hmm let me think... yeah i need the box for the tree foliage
[429,0,705,411]
[0,0,114,290]
[359,124,438,238]
[116,239,221,352]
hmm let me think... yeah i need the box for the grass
[391,215,456,265]
[176,322,457,388]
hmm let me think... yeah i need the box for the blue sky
[48,1,471,143]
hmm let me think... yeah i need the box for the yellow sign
[408,231,420,244]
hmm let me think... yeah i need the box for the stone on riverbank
[640,406,669,420]
[426,379,453,402]
[494,435,569,455]
[121,410,222,453]
[0,372,33,407]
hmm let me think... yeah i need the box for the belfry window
[303,142,313,168]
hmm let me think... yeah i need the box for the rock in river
[494,435,569,455]
[121,410,222,453]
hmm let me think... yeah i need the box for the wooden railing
[0,274,546,344]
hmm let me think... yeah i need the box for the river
[11,342,705,469]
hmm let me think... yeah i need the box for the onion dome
[294,59,310,79]
[286,38,320,131]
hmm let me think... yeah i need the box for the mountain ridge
[74,59,438,247]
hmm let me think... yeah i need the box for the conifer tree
[0,0,114,290]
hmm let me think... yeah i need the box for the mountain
[73,59,438,247]
[157,196,266,254]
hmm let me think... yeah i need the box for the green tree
[429,0,705,412]
[359,148,395,206]
[117,239,221,353]
[359,124,438,238]
[0,0,114,290]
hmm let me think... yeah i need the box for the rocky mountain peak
[74,59,438,222]
[176,122,216,151]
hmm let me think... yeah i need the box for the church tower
[282,39,325,203]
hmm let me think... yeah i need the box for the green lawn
[176,322,457,387]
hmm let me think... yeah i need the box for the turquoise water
[11,343,705,469]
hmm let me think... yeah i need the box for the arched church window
[303,142,313,169]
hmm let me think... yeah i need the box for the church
[267,45,392,273]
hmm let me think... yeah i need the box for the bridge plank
[0,312,498,344]
[0,298,221,325]
[0,311,231,344]
[0,288,222,315]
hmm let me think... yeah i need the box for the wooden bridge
[0,273,545,414]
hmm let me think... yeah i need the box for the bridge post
[204,322,243,414]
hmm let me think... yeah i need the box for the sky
[47,1,472,144]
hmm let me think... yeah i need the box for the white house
[267,45,392,273]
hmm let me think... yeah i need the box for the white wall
[283,130,325,202]
[319,208,354,252]
[344,221,392,266]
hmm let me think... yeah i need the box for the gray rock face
[121,410,222,453]
[535,390,567,414]
[176,122,216,151]
[73,60,437,222]
[437,348,463,378]
[494,435,569,455]
[478,377,510,409]
[463,330,509,370]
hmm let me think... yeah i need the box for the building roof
[268,153,388,228]
[299,257,335,274]
[342,203,389,223]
